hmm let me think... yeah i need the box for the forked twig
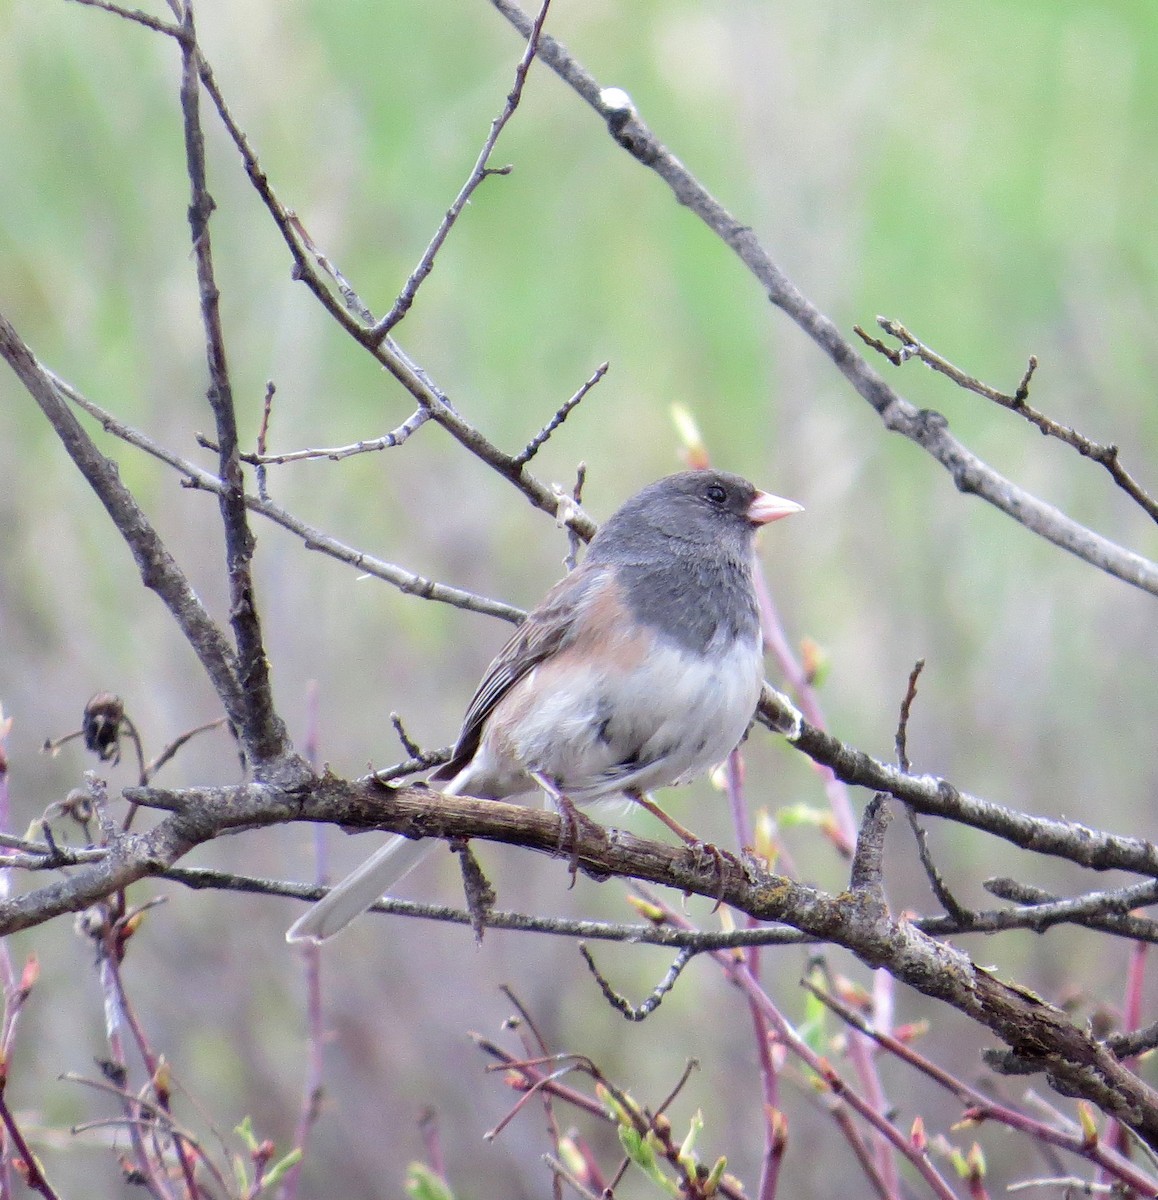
[372,0,554,338]
[857,317,1158,524]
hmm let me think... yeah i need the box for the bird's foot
[532,772,603,887]
[686,839,739,911]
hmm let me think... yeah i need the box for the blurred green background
[2,0,1158,1195]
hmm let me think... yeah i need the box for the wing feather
[430,566,599,781]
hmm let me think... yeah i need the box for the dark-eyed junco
[287,469,801,943]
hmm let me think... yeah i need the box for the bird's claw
[686,840,736,911]
[553,794,607,887]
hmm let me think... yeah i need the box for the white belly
[475,629,765,804]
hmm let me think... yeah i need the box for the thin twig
[371,0,553,338]
[255,380,275,501]
[893,659,924,774]
[498,984,566,1186]
[893,659,969,922]
[172,866,811,947]
[722,963,956,1200]
[389,714,423,760]
[0,1080,62,1198]
[372,749,450,781]
[214,410,432,466]
[54,376,525,624]
[563,463,586,572]
[804,978,1158,1195]
[515,363,608,466]
[542,1153,601,1200]
[860,318,1158,525]
[286,212,374,322]
[69,0,179,35]
[143,718,229,784]
[578,944,693,1021]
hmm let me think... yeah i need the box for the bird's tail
[284,834,434,944]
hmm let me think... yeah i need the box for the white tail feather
[285,835,434,944]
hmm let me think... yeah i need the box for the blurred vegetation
[1,1,1157,1195]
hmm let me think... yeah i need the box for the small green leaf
[704,1156,728,1195]
[677,1109,703,1174]
[617,1126,677,1192]
[234,1115,259,1154]
[261,1148,304,1190]
[775,804,827,830]
[404,1162,457,1200]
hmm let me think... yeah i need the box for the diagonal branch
[486,0,1158,600]
[860,317,1158,524]
[758,686,1158,878]
[185,45,598,540]
[371,0,553,339]
[804,978,1158,1195]
[54,374,525,625]
[0,312,248,737]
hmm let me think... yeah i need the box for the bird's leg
[626,789,733,910]
[531,771,603,887]
[625,790,702,846]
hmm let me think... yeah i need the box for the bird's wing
[430,565,600,782]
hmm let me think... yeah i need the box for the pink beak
[747,490,804,526]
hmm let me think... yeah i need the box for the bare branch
[563,463,587,572]
[804,978,1158,1195]
[893,660,971,923]
[487,0,1158,599]
[68,0,179,36]
[0,1080,62,1199]
[54,376,525,625]
[0,312,249,737]
[189,41,600,537]
[177,3,291,768]
[221,410,433,466]
[1107,1021,1158,1062]
[372,0,553,338]
[515,363,608,466]
[287,211,375,322]
[893,659,924,774]
[9,747,1158,1147]
[861,317,1158,524]
[847,794,890,898]
[759,686,1158,879]
[578,944,693,1021]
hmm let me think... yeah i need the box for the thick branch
[8,773,1158,1150]
[0,312,248,736]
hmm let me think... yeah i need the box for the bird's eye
[704,484,728,505]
